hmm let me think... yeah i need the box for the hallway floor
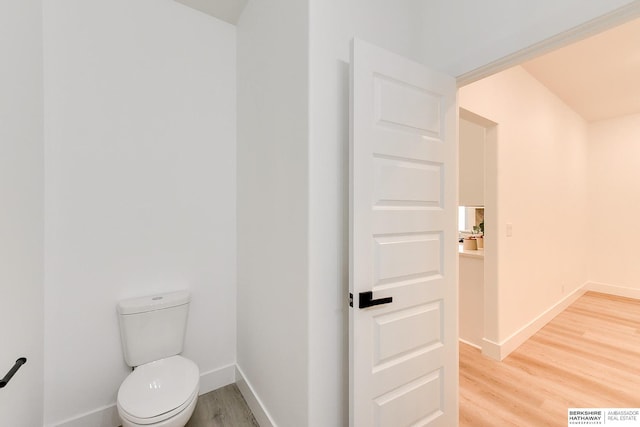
[459,291,640,426]
[186,384,259,427]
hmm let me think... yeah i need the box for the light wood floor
[186,384,259,427]
[460,291,640,426]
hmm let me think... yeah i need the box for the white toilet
[116,291,200,427]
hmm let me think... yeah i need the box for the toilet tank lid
[118,290,190,315]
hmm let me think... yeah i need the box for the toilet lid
[117,355,199,420]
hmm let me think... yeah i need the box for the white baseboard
[481,284,587,361]
[199,363,236,395]
[235,364,276,427]
[459,338,482,350]
[47,404,120,427]
[481,337,502,361]
[49,363,237,427]
[585,281,640,299]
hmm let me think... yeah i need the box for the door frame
[456,2,640,87]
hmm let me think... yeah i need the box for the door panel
[373,157,442,205]
[375,76,441,135]
[374,370,443,427]
[349,38,458,427]
[373,302,442,365]
[374,233,441,282]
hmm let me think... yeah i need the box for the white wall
[418,0,640,77]
[460,66,589,344]
[0,0,44,425]
[236,1,309,426]
[588,113,640,294]
[43,1,236,424]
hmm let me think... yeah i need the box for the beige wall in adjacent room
[587,112,640,295]
[460,66,590,344]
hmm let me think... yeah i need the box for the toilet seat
[117,355,199,425]
[118,388,197,425]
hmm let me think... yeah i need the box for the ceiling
[522,16,640,122]
[174,0,247,25]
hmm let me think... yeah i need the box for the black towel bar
[0,357,27,388]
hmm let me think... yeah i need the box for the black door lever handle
[0,357,27,389]
[359,291,393,309]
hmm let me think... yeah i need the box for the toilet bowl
[117,356,200,427]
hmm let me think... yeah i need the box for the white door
[349,39,458,427]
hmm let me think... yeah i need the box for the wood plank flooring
[460,291,640,426]
[186,384,259,427]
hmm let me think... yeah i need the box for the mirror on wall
[458,206,484,238]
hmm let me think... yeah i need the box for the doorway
[458,109,498,357]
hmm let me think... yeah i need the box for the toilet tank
[117,290,190,367]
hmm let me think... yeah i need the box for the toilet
[116,291,200,427]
